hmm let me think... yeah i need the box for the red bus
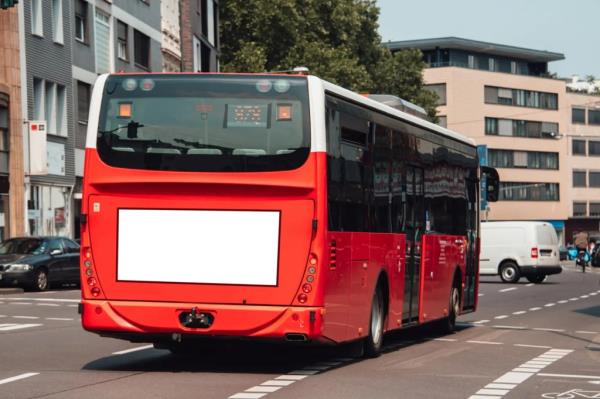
[80,73,498,356]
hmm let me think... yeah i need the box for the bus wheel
[438,283,460,334]
[364,285,385,358]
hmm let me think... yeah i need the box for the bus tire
[438,279,460,334]
[364,284,385,358]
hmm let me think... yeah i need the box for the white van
[480,221,562,283]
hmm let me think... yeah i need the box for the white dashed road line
[0,323,42,331]
[468,348,572,399]
[1,297,79,303]
[494,315,508,320]
[0,373,39,385]
[537,373,600,380]
[112,345,154,355]
[514,344,552,349]
[499,287,517,293]
[12,316,39,319]
[467,340,502,345]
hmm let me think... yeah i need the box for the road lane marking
[514,344,552,349]
[533,328,565,332]
[0,323,42,331]
[512,311,527,315]
[260,380,295,387]
[529,307,542,311]
[473,320,490,324]
[229,393,266,399]
[0,373,39,385]
[569,297,579,301]
[1,297,79,303]
[499,287,517,292]
[575,331,597,334]
[557,300,568,304]
[467,340,502,345]
[494,315,508,319]
[468,349,572,399]
[580,295,589,298]
[544,303,556,307]
[525,283,534,287]
[275,375,307,381]
[45,317,74,321]
[37,303,60,307]
[246,387,281,393]
[478,293,484,297]
[538,373,600,379]
[12,316,39,319]
[112,345,154,355]
[434,338,457,342]
[486,383,516,389]
[11,302,32,305]
[493,325,526,330]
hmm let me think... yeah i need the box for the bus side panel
[323,231,352,342]
[419,234,466,323]
[370,233,406,332]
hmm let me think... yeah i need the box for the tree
[220,0,438,119]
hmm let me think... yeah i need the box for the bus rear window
[96,75,310,172]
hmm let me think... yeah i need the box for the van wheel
[364,285,385,358]
[526,275,546,284]
[500,261,520,283]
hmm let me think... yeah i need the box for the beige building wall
[424,67,569,222]
[565,92,600,222]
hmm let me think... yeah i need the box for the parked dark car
[0,237,80,291]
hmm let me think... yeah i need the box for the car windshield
[0,238,47,255]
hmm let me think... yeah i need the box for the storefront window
[27,185,71,237]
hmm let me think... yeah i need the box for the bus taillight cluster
[82,247,102,298]
[297,254,318,304]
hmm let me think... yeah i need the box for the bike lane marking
[468,348,573,399]
[0,372,39,385]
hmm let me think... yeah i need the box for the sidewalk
[561,260,600,274]
[0,287,24,295]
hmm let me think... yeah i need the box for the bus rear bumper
[81,300,325,341]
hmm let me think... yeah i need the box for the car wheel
[364,285,385,358]
[33,269,49,291]
[500,261,520,283]
[526,275,547,284]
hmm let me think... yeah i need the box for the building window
[192,36,201,72]
[573,170,587,187]
[51,0,63,43]
[77,81,90,124]
[134,30,150,69]
[590,171,600,188]
[32,78,67,137]
[201,42,211,71]
[31,0,43,36]
[484,86,558,110]
[485,117,558,139]
[572,108,586,124]
[94,9,111,74]
[117,21,128,61]
[425,83,446,105]
[573,202,587,217]
[206,0,216,46]
[590,202,600,217]
[499,182,559,201]
[488,149,558,170]
[572,139,586,155]
[75,0,88,43]
[589,141,600,156]
[588,110,600,125]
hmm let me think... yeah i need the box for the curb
[0,288,24,295]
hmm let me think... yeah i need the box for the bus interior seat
[232,149,267,156]
[187,148,223,155]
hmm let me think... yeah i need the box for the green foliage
[220,0,438,119]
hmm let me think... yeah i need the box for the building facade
[180,0,219,72]
[0,5,26,240]
[161,0,181,72]
[564,91,600,241]
[386,38,570,242]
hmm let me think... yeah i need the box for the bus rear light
[531,247,539,258]
[306,275,314,283]
[84,260,92,268]
[91,287,101,297]
[85,268,94,277]
[297,293,308,303]
[87,277,97,286]
[308,254,318,266]
[302,283,312,293]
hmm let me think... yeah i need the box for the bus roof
[320,78,476,147]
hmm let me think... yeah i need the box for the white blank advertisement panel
[117,209,280,286]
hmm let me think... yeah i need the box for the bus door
[463,177,479,310]
[403,166,425,323]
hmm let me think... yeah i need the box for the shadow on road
[82,323,472,374]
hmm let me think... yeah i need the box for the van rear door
[535,225,559,266]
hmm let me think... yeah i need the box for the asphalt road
[0,264,598,399]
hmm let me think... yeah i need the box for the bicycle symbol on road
[542,389,600,399]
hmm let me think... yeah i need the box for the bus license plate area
[117,209,281,286]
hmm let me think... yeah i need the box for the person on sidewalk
[574,231,590,272]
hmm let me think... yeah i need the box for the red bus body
[80,73,480,347]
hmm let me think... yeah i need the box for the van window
[536,225,557,245]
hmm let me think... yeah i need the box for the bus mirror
[481,166,499,202]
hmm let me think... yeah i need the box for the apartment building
[180,0,219,72]
[565,91,600,241]
[0,5,25,240]
[386,37,569,242]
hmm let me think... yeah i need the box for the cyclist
[574,231,589,272]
